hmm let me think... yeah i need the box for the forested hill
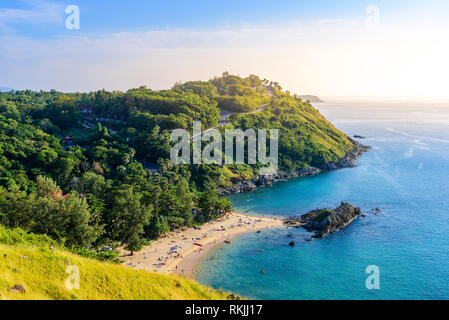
[0,73,353,257]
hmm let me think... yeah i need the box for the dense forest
[0,73,352,257]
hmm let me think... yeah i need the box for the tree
[36,96,81,128]
[145,215,170,239]
[38,118,60,135]
[76,171,107,195]
[176,178,193,227]
[108,187,152,255]
[58,192,104,247]
[0,176,102,247]
[0,101,20,121]
[197,184,232,222]
[95,123,109,140]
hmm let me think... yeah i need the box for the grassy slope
[293,103,353,159]
[0,227,228,300]
[227,97,353,173]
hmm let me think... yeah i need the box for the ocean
[195,101,449,300]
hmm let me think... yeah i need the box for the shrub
[0,225,58,247]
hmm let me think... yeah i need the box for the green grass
[228,95,354,172]
[313,209,332,222]
[0,226,230,300]
[63,127,96,146]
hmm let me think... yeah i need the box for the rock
[21,255,29,259]
[354,135,366,139]
[284,202,363,239]
[288,241,295,247]
[319,139,371,171]
[283,218,303,228]
[8,285,26,294]
[260,270,265,274]
[3,254,7,258]
[227,293,241,300]
[49,246,56,251]
[220,138,370,196]
[372,208,382,215]
[220,168,321,195]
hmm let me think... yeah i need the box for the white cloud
[1,8,449,98]
[0,0,64,31]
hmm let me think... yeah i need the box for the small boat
[193,243,203,247]
[224,239,231,244]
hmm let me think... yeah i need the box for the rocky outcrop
[318,138,371,171]
[283,202,363,238]
[220,138,371,195]
[221,167,321,195]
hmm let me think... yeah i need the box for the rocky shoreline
[283,202,363,238]
[220,138,371,195]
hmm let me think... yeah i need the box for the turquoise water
[196,102,449,300]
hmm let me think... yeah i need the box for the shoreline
[120,139,370,279]
[119,212,284,279]
[220,138,371,195]
[172,227,262,279]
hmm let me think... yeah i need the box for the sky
[1,0,449,99]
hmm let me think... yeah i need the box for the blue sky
[1,0,449,98]
[2,0,375,34]
[2,0,444,38]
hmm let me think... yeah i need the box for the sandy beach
[120,212,284,278]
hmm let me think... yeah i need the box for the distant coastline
[0,87,14,92]
[299,95,324,103]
